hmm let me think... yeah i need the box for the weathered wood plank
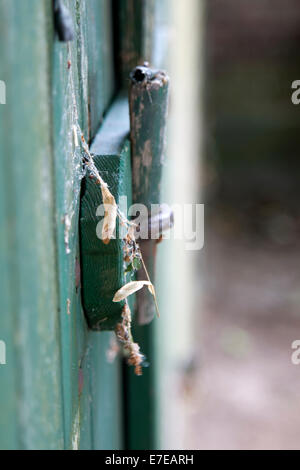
[129,67,169,207]
[118,6,168,449]
[53,0,122,449]
[89,332,123,450]
[87,0,115,139]
[80,95,132,331]
[126,322,157,450]
[0,0,64,450]
[129,66,169,324]
[52,0,88,446]
[0,0,126,450]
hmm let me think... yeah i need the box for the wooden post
[129,65,170,325]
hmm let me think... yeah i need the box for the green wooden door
[0,0,161,450]
[52,0,123,450]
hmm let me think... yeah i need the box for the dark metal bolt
[130,65,155,84]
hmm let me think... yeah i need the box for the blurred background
[0,0,300,450]
[157,0,300,450]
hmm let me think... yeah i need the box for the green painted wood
[129,67,169,207]
[0,171,18,450]
[52,0,90,447]
[126,322,157,450]
[124,67,169,449]
[89,332,123,450]
[129,66,169,325]
[0,0,167,450]
[0,0,18,448]
[0,0,123,450]
[115,0,155,85]
[80,95,132,331]
[0,0,64,450]
[87,0,115,139]
[0,30,18,448]
[52,0,123,450]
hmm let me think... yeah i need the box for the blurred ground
[186,206,300,450]
[186,0,300,450]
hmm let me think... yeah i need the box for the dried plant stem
[115,303,144,376]
[140,254,160,318]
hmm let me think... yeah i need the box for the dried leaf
[113,281,152,302]
[101,185,117,244]
[128,225,136,242]
[146,283,160,317]
[148,284,155,296]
